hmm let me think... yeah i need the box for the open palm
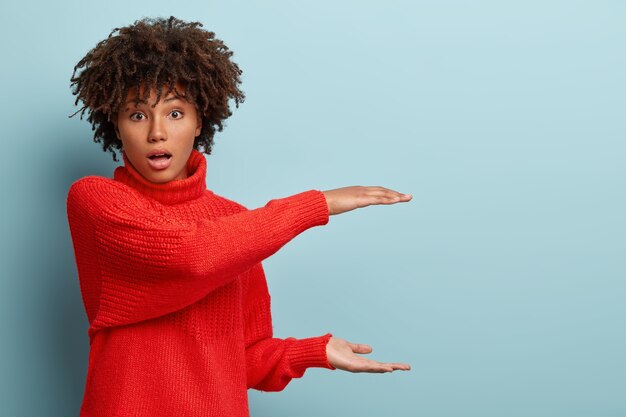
[326,336,411,373]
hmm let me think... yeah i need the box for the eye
[130,112,145,121]
[170,110,183,119]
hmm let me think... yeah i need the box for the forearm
[67,178,329,333]
[246,333,334,392]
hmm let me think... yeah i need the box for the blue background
[1,1,625,416]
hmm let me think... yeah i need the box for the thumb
[349,342,373,354]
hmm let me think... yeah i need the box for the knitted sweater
[66,149,335,417]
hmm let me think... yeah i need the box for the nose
[148,116,167,142]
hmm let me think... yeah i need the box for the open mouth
[148,153,172,160]
[146,153,173,170]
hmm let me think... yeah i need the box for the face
[114,82,202,184]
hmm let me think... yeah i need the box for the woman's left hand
[326,336,411,373]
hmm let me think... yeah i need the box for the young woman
[67,15,411,417]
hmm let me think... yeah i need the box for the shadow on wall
[12,128,119,416]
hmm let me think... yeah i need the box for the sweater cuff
[288,333,336,374]
[293,189,330,228]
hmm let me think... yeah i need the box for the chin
[139,170,173,184]
[152,167,188,183]
[148,177,172,184]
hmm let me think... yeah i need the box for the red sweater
[66,149,335,416]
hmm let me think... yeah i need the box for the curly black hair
[69,16,245,162]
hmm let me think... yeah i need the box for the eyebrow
[164,95,183,103]
[124,95,185,106]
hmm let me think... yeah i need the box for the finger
[348,342,372,354]
[366,361,395,373]
[367,194,407,206]
[348,358,394,373]
[370,186,406,195]
[388,362,411,371]
[364,189,412,204]
[366,188,407,198]
[368,361,411,371]
[363,360,410,373]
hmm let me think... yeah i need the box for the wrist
[288,333,336,373]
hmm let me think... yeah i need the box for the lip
[146,148,172,158]
[147,155,172,171]
[146,148,173,171]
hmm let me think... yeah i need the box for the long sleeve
[243,262,335,392]
[66,177,329,341]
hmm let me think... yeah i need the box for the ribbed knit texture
[66,149,335,417]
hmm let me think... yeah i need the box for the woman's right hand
[322,186,412,216]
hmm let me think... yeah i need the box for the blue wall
[2,1,625,416]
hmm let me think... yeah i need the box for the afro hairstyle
[69,15,245,162]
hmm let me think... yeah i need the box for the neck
[113,149,208,205]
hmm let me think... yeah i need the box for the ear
[195,114,202,137]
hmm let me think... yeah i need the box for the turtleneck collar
[113,149,208,205]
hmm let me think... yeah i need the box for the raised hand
[322,186,412,216]
[326,336,411,373]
